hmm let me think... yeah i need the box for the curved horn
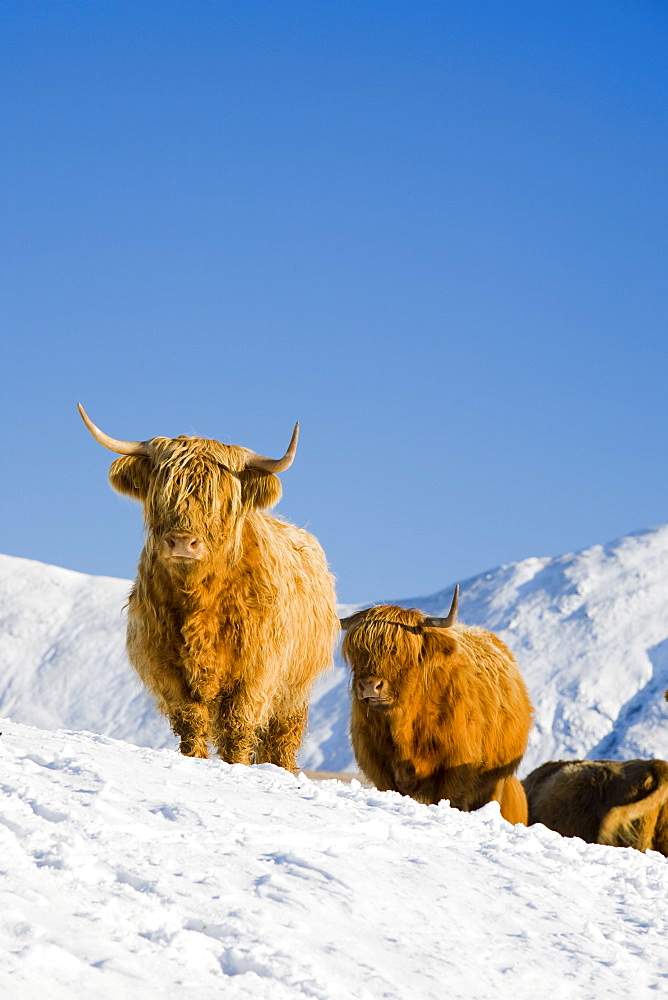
[423,585,459,629]
[77,403,151,457]
[245,422,299,473]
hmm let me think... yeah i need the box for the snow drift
[1,719,668,1000]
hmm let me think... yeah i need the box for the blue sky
[1,1,666,601]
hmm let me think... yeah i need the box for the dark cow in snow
[340,587,533,824]
[523,758,668,854]
[79,404,338,770]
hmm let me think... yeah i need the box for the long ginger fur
[107,434,338,770]
[342,605,532,823]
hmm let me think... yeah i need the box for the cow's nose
[162,532,206,559]
[360,677,385,699]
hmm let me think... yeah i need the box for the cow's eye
[133,478,141,490]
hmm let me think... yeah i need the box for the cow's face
[109,437,283,574]
[342,605,459,712]
[78,407,297,578]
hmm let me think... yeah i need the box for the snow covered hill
[1,525,668,774]
[2,719,668,1000]
[0,555,170,748]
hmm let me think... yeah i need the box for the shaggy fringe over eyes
[343,607,422,668]
[341,606,457,680]
[109,437,283,515]
[155,441,225,514]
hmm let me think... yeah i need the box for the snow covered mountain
[1,525,667,774]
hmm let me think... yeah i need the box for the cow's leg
[147,665,211,759]
[260,709,308,772]
[393,759,420,795]
[213,720,257,765]
[211,684,258,765]
[634,811,660,852]
[169,702,211,759]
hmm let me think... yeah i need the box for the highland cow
[523,758,668,854]
[79,404,338,770]
[340,587,533,824]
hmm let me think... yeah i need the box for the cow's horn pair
[77,404,299,473]
[339,585,459,630]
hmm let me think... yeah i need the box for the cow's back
[523,758,668,851]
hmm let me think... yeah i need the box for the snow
[2,525,667,774]
[0,555,170,748]
[2,719,668,999]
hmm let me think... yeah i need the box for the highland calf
[340,588,533,824]
[523,758,668,854]
[79,405,338,770]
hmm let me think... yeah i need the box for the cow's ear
[239,469,283,509]
[421,629,459,661]
[109,455,152,500]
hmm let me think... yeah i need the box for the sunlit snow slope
[0,556,170,748]
[1,524,667,773]
[2,720,668,1000]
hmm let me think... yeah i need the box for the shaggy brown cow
[523,758,668,854]
[79,404,338,770]
[340,588,533,824]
